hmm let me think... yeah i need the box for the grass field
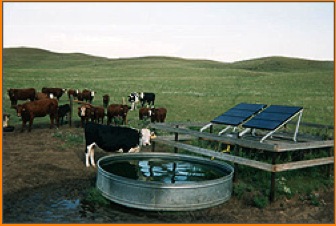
[3,47,334,208]
[3,47,334,127]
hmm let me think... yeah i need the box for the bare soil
[3,125,334,223]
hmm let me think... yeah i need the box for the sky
[3,2,334,63]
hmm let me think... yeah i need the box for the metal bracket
[200,123,212,132]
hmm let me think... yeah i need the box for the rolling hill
[3,47,333,72]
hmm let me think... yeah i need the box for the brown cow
[15,99,59,132]
[42,87,66,100]
[92,106,105,124]
[67,89,79,100]
[103,94,110,108]
[82,89,95,103]
[150,108,167,123]
[78,104,93,128]
[139,107,151,120]
[77,92,84,101]
[7,88,36,106]
[107,104,129,125]
[35,92,51,100]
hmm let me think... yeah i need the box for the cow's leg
[90,145,96,167]
[129,146,140,153]
[28,117,34,132]
[21,119,27,132]
[49,115,54,129]
[86,142,96,167]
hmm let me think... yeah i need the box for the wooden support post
[69,95,73,127]
[151,128,156,152]
[174,125,179,153]
[151,141,156,152]
[270,152,278,202]
[233,145,239,183]
[326,147,333,178]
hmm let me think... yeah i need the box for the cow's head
[79,105,90,116]
[15,105,25,117]
[121,105,129,116]
[140,128,156,146]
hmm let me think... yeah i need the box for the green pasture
[3,47,334,207]
[3,47,334,128]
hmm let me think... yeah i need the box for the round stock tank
[96,152,234,211]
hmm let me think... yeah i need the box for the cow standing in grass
[82,89,95,103]
[15,99,59,132]
[150,108,167,123]
[103,94,110,108]
[42,87,66,100]
[78,104,93,128]
[8,88,36,106]
[107,104,129,125]
[139,92,155,108]
[84,122,155,167]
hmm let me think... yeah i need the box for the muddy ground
[3,124,334,223]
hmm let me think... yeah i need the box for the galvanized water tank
[96,152,234,211]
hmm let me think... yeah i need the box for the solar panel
[242,105,303,130]
[211,103,267,126]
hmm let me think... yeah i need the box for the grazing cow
[150,108,167,123]
[82,89,95,103]
[107,104,129,125]
[42,87,66,100]
[58,104,71,125]
[78,104,93,128]
[7,88,36,106]
[128,92,140,110]
[84,122,155,167]
[77,92,84,101]
[92,106,105,124]
[139,107,152,120]
[103,94,110,108]
[139,92,155,107]
[15,99,59,132]
[68,89,79,100]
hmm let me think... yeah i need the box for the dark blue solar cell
[211,103,267,126]
[264,105,303,114]
[242,105,303,130]
[211,115,246,126]
[243,119,283,130]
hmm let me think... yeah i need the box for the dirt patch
[3,125,334,223]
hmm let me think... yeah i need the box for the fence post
[232,145,239,183]
[270,152,278,202]
[151,128,156,152]
[174,125,179,153]
[69,95,73,127]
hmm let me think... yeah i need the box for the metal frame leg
[200,123,212,132]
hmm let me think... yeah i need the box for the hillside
[3,47,333,72]
[230,56,334,72]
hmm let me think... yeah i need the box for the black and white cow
[128,92,140,110]
[84,122,155,167]
[139,92,155,107]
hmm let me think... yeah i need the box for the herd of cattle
[6,87,167,132]
[6,87,163,166]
